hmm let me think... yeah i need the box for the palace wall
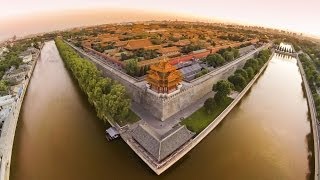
[160,58,248,120]
[71,41,267,121]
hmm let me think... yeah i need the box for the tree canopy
[206,54,225,67]
[125,59,139,76]
[55,38,131,123]
[228,74,247,91]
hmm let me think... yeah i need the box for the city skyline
[0,0,319,40]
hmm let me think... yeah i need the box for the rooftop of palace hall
[67,21,260,70]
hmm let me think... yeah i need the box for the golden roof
[146,57,182,91]
[150,58,177,73]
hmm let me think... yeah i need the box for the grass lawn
[115,109,140,127]
[181,97,233,134]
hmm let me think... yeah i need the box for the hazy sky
[0,0,319,40]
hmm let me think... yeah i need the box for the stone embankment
[0,46,42,180]
[124,52,275,175]
[297,56,319,180]
[66,40,270,121]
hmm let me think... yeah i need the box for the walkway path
[297,54,320,180]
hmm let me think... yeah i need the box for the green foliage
[151,38,162,45]
[182,97,233,133]
[213,80,233,105]
[206,53,225,67]
[314,94,320,119]
[0,45,24,79]
[206,47,241,68]
[232,48,240,59]
[169,36,179,42]
[244,58,260,73]
[300,53,319,92]
[213,80,233,96]
[91,43,104,53]
[223,51,234,61]
[133,49,158,60]
[124,59,139,76]
[204,97,215,114]
[235,69,249,81]
[181,44,202,54]
[91,43,115,53]
[0,80,9,96]
[218,34,245,42]
[245,67,254,80]
[55,38,131,123]
[228,74,247,92]
[195,69,209,78]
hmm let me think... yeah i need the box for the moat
[10,41,311,179]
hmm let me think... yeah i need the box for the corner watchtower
[146,58,182,94]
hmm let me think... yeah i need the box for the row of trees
[299,54,320,90]
[204,49,272,114]
[299,53,320,118]
[120,49,158,61]
[218,34,246,42]
[55,38,131,123]
[181,44,203,54]
[91,43,115,53]
[205,47,240,67]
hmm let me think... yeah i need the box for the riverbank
[297,55,319,180]
[124,52,274,175]
[0,45,41,180]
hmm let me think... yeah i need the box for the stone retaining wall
[124,51,274,175]
[297,56,319,180]
[67,41,269,121]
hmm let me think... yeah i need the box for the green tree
[55,38,131,124]
[228,74,247,92]
[232,48,240,58]
[245,67,254,80]
[244,58,260,73]
[235,69,249,81]
[204,97,215,114]
[213,80,233,96]
[125,59,139,76]
[206,54,225,67]
[0,80,9,95]
[223,51,234,61]
[214,92,226,105]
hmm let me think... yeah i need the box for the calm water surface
[11,42,311,180]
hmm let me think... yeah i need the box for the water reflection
[11,42,311,180]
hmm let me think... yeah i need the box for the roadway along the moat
[297,54,320,180]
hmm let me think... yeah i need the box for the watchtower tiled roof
[131,123,195,162]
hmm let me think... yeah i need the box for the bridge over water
[274,42,298,58]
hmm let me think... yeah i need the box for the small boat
[106,127,119,141]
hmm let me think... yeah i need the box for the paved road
[297,55,320,180]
